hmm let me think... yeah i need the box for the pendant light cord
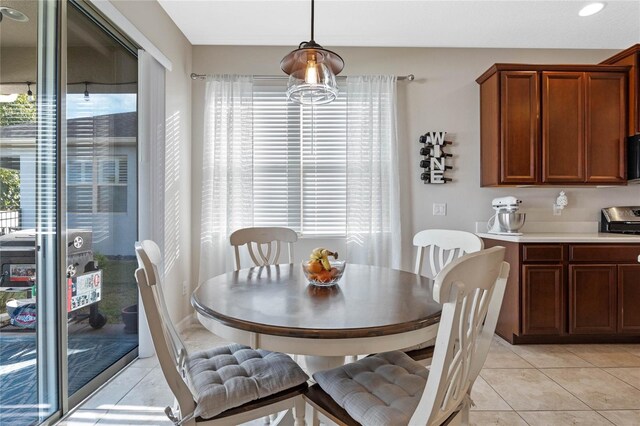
[310,0,315,42]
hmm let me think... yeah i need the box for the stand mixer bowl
[497,212,526,233]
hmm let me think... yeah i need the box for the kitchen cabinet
[522,265,564,335]
[601,44,640,136]
[482,238,640,344]
[477,64,629,186]
[569,265,617,334]
[618,265,640,333]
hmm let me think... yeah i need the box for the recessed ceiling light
[579,2,606,17]
[0,6,29,23]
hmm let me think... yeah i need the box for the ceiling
[158,0,640,49]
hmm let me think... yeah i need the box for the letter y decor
[419,131,452,184]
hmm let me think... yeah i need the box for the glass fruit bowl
[302,260,346,286]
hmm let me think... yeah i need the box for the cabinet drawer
[569,245,640,263]
[523,244,564,262]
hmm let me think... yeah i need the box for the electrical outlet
[433,203,447,216]
[182,281,188,296]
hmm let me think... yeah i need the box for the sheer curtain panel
[199,76,254,283]
[345,76,401,269]
[138,51,166,357]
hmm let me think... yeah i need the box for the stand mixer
[488,196,526,235]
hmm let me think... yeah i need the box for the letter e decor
[419,131,452,184]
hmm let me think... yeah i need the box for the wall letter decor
[419,131,452,184]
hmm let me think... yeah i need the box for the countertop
[477,232,640,243]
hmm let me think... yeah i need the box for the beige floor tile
[518,410,613,425]
[618,345,640,358]
[598,410,640,426]
[181,324,230,353]
[82,367,153,409]
[470,376,512,411]
[57,409,107,426]
[129,354,159,368]
[542,367,640,410]
[115,368,174,408]
[480,368,589,411]
[482,340,534,369]
[604,368,640,390]
[563,345,640,367]
[510,344,594,368]
[95,406,173,425]
[468,411,527,426]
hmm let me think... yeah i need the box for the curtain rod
[190,73,414,81]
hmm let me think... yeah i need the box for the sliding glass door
[0,1,60,424]
[0,1,139,423]
[65,3,138,401]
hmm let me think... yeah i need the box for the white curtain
[198,75,254,283]
[345,75,401,269]
[137,50,166,357]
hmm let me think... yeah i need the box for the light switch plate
[433,203,447,216]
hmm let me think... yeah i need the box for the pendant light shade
[281,0,344,105]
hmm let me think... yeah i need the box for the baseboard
[175,312,197,333]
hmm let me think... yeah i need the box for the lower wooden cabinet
[618,265,640,333]
[569,265,617,334]
[483,238,640,343]
[522,265,564,335]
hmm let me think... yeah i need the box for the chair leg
[311,406,320,426]
[293,396,306,426]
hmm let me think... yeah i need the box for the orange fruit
[307,261,323,274]
[316,270,332,283]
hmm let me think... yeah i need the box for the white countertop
[477,232,640,243]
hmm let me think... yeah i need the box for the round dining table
[192,263,442,373]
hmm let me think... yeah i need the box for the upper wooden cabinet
[601,44,640,136]
[477,64,629,186]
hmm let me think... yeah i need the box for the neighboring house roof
[0,111,137,139]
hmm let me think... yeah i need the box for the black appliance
[600,206,640,234]
[0,229,106,328]
[629,134,640,182]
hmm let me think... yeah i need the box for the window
[68,156,128,213]
[253,81,347,236]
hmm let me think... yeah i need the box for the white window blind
[252,81,347,236]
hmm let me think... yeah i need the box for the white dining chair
[134,240,308,426]
[414,229,484,278]
[305,246,510,426]
[230,227,298,271]
[404,229,485,360]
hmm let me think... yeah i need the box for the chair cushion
[313,351,429,425]
[185,344,308,419]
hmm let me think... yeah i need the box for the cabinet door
[569,265,617,334]
[542,72,585,183]
[618,265,640,333]
[500,71,539,184]
[522,265,564,335]
[585,72,627,183]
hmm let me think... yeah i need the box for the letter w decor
[419,131,453,184]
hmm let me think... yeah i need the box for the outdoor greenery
[0,168,20,210]
[0,94,36,126]
[98,259,137,325]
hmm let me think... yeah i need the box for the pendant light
[281,0,344,105]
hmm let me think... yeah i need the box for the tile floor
[58,326,640,426]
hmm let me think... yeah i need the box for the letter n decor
[419,131,453,184]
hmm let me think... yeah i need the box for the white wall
[192,45,640,275]
[112,1,193,322]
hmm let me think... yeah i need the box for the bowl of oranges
[302,248,345,286]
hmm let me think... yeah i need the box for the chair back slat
[414,229,484,277]
[410,246,509,425]
[230,227,297,271]
[135,241,186,363]
[134,241,196,419]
